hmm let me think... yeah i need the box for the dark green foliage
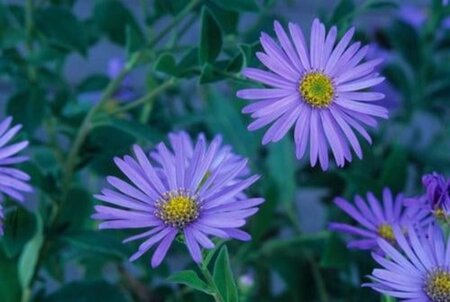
[0,1,448,302]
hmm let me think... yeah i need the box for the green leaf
[379,145,408,193]
[199,7,223,64]
[167,270,212,294]
[266,136,296,205]
[226,53,244,73]
[154,53,178,76]
[7,89,46,133]
[386,20,423,68]
[199,62,224,84]
[365,0,398,10]
[213,246,239,302]
[211,0,258,12]
[329,0,356,25]
[60,230,130,259]
[320,233,350,269]
[256,232,329,257]
[93,118,163,143]
[0,248,21,302]
[2,207,36,258]
[35,6,87,55]
[206,2,239,34]
[125,25,145,58]
[205,90,258,158]
[94,0,143,45]
[177,48,200,78]
[153,0,188,16]
[154,50,201,78]
[57,187,93,231]
[18,213,43,290]
[45,280,129,302]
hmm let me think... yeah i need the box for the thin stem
[25,0,36,83]
[198,263,223,302]
[149,0,200,48]
[28,0,201,294]
[307,252,328,302]
[61,60,134,194]
[113,78,175,116]
[61,0,200,194]
[381,295,395,302]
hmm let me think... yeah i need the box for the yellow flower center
[434,208,447,221]
[155,189,199,228]
[299,72,335,108]
[377,224,395,242]
[425,268,450,302]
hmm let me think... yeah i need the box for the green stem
[306,252,328,302]
[113,78,175,116]
[28,0,200,294]
[61,0,200,194]
[381,294,395,302]
[25,0,37,83]
[61,57,136,194]
[149,0,200,47]
[198,263,224,302]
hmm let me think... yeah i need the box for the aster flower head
[330,188,427,251]
[93,132,263,267]
[366,225,450,301]
[237,19,388,170]
[406,172,450,222]
[0,116,32,235]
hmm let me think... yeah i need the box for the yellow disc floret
[425,268,450,302]
[299,72,335,108]
[155,189,199,228]
[377,224,395,242]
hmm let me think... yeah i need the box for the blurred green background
[0,0,449,301]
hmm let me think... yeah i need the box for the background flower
[330,188,427,251]
[366,225,450,301]
[405,172,450,224]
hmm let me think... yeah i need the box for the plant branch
[198,263,224,302]
[112,78,175,116]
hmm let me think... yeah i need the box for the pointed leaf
[167,270,212,294]
[199,7,222,64]
[213,246,239,302]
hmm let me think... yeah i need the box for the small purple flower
[406,172,450,222]
[237,19,388,170]
[0,117,32,235]
[330,188,427,251]
[398,5,427,29]
[93,132,263,267]
[107,57,125,79]
[366,225,450,301]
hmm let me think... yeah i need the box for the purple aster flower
[366,225,450,301]
[237,19,388,170]
[107,57,136,102]
[406,172,450,222]
[0,117,32,235]
[93,132,263,267]
[330,188,427,251]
